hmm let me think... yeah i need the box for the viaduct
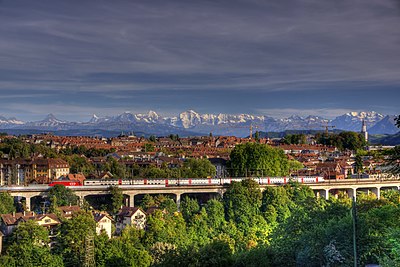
[1,180,400,211]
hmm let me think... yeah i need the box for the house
[116,207,146,234]
[32,158,70,184]
[1,211,34,236]
[58,206,114,238]
[98,171,114,179]
[93,211,113,238]
[316,162,345,180]
[0,211,61,237]
[58,205,81,219]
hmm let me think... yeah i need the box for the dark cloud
[0,0,399,120]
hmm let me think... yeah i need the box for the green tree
[197,239,234,267]
[355,154,364,174]
[182,158,216,178]
[66,155,94,176]
[283,134,307,145]
[316,131,367,151]
[5,220,64,267]
[143,143,155,152]
[109,185,124,214]
[254,131,260,142]
[223,179,264,236]
[204,199,226,231]
[57,211,96,266]
[0,192,16,214]
[48,184,79,207]
[180,196,200,222]
[102,157,126,178]
[228,143,290,177]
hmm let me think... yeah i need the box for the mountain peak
[43,113,65,123]
[89,114,99,123]
[148,110,159,119]
[44,113,56,120]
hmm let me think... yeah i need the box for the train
[48,180,82,187]
[48,176,325,187]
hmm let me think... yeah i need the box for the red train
[48,180,82,187]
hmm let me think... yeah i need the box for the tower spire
[361,119,368,142]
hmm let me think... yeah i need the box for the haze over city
[0,0,399,121]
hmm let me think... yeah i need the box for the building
[116,207,146,234]
[32,158,70,184]
[58,205,82,219]
[93,212,113,238]
[0,211,61,237]
[361,119,368,142]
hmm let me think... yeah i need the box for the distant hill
[370,132,400,146]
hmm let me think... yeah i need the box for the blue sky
[0,0,399,121]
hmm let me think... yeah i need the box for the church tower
[361,119,368,142]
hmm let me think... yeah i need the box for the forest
[1,180,400,266]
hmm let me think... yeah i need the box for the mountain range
[0,110,398,137]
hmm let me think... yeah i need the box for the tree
[66,155,94,176]
[316,131,367,151]
[57,211,97,266]
[355,154,364,174]
[109,186,124,214]
[102,157,126,178]
[254,131,260,142]
[223,179,263,233]
[5,220,64,267]
[180,196,200,222]
[143,143,155,152]
[204,199,226,231]
[0,192,16,214]
[228,143,290,177]
[182,158,216,178]
[282,134,307,145]
[197,239,234,267]
[48,184,79,207]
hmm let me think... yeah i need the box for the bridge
[1,179,400,211]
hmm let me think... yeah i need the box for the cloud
[0,0,399,119]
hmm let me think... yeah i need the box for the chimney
[23,211,26,216]
[12,212,15,217]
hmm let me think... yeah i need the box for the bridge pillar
[129,195,135,207]
[25,196,31,211]
[371,187,380,199]
[347,188,357,201]
[322,189,329,200]
[175,193,181,210]
[77,195,84,206]
[315,189,329,200]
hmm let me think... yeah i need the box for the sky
[0,0,399,121]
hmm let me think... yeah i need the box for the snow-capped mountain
[0,110,398,136]
[167,110,268,129]
[369,115,399,135]
[0,116,24,128]
[331,111,384,132]
[24,114,69,128]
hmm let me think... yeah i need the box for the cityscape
[1,0,400,267]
